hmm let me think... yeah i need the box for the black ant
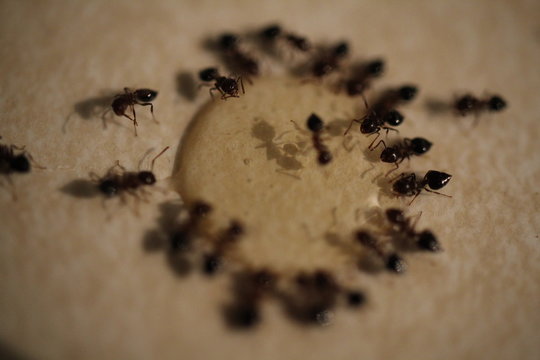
[310,41,349,78]
[259,24,311,53]
[355,230,407,273]
[372,84,418,115]
[203,220,245,275]
[217,33,260,78]
[371,137,433,175]
[391,170,452,205]
[110,88,159,136]
[198,67,245,100]
[454,94,507,117]
[385,208,442,252]
[91,146,169,200]
[169,201,213,253]
[343,59,385,96]
[0,137,43,198]
[306,113,332,165]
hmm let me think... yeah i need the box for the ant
[343,59,385,96]
[385,208,442,252]
[91,146,169,200]
[111,88,158,136]
[217,33,260,78]
[169,201,213,253]
[356,230,407,273]
[372,84,418,115]
[310,41,349,78]
[203,220,245,275]
[0,137,43,198]
[199,67,245,100]
[371,137,433,175]
[259,24,311,53]
[391,170,452,205]
[454,94,507,117]
[306,113,332,165]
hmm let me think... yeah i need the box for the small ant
[111,88,159,136]
[310,41,349,78]
[391,170,452,205]
[355,230,407,273]
[203,220,245,275]
[385,208,442,252]
[371,137,433,175]
[372,84,418,115]
[306,113,332,165]
[454,94,507,117]
[199,67,245,100]
[259,24,311,53]
[343,59,385,96]
[169,201,213,252]
[0,137,43,198]
[91,146,169,200]
[217,33,260,78]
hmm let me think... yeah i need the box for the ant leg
[24,151,46,169]
[101,108,111,129]
[369,139,387,151]
[408,190,421,206]
[89,172,101,183]
[385,162,400,177]
[150,146,170,171]
[383,126,399,136]
[139,103,158,124]
[367,131,382,150]
[209,87,217,100]
[10,144,26,152]
[122,113,137,136]
[424,188,452,198]
[343,119,361,136]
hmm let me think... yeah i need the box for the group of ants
[1,24,507,328]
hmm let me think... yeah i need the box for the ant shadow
[0,340,31,360]
[176,71,198,102]
[63,91,124,133]
[424,97,452,116]
[59,179,99,199]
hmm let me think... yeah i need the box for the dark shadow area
[63,90,124,133]
[59,179,99,198]
[0,341,33,360]
[176,71,198,102]
[424,97,451,115]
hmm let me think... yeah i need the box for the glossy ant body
[385,208,442,252]
[218,33,260,77]
[371,137,432,174]
[111,88,158,136]
[454,94,507,116]
[91,146,169,199]
[306,113,332,165]
[343,59,385,96]
[259,24,311,53]
[199,67,245,100]
[355,231,407,273]
[392,170,452,204]
[310,42,349,78]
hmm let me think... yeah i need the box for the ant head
[203,253,221,275]
[398,85,418,101]
[99,179,118,197]
[425,170,452,190]
[11,154,30,173]
[384,110,404,126]
[199,67,219,82]
[410,137,432,154]
[260,24,282,39]
[417,230,441,252]
[386,253,407,273]
[356,230,376,247]
[307,113,324,132]
[190,201,213,218]
[134,89,158,103]
[220,77,239,94]
[385,208,405,224]
[360,116,379,134]
[380,147,398,163]
[488,95,507,112]
[228,220,245,237]
[138,171,156,185]
[366,59,385,76]
[392,173,417,195]
[318,151,333,165]
[346,291,366,307]
[219,33,238,50]
[333,42,349,58]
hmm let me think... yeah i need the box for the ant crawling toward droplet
[203,220,245,275]
[110,88,159,136]
[199,67,245,100]
[371,137,433,175]
[454,94,507,117]
[259,24,312,54]
[385,208,442,252]
[90,146,169,201]
[355,230,407,273]
[343,59,385,96]
[217,33,260,78]
[391,170,452,205]
[306,113,332,165]
[309,41,349,79]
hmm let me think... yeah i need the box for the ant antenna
[151,146,170,171]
